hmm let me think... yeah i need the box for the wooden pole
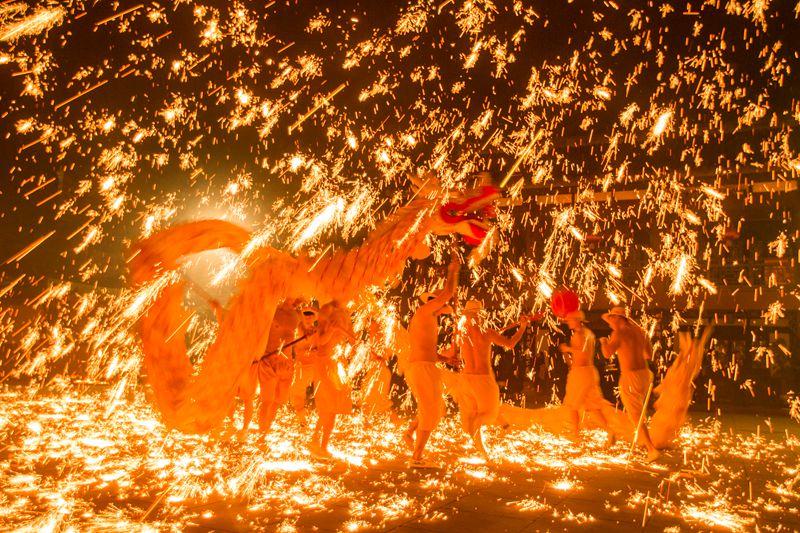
[629,379,655,455]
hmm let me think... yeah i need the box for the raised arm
[422,251,461,313]
[488,317,529,349]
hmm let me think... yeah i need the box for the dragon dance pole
[629,380,655,456]
[499,313,544,333]
[255,334,310,364]
[182,274,310,364]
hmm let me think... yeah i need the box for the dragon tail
[129,220,258,433]
[649,326,714,449]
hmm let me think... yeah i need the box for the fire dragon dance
[129,173,500,434]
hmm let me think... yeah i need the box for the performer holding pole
[457,299,529,457]
[402,250,461,468]
[256,299,301,435]
[309,301,355,458]
[558,310,613,443]
[600,307,661,463]
[290,306,320,425]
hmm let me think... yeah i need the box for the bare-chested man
[290,306,320,425]
[403,252,461,468]
[211,298,299,437]
[458,299,529,457]
[309,300,355,458]
[256,299,301,434]
[600,306,661,462]
[558,310,612,442]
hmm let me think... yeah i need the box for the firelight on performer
[2,1,798,530]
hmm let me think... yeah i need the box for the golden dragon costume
[129,175,498,434]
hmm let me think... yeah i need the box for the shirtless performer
[600,306,661,462]
[309,301,356,458]
[403,252,461,468]
[290,306,320,425]
[256,299,301,434]
[558,310,612,442]
[458,299,529,457]
[209,298,298,437]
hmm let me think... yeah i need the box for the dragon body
[130,178,497,433]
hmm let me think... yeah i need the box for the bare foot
[645,449,661,464]
[408,458,440,469]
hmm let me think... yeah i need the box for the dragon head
[410,171,501,247]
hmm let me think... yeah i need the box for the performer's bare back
[461,318,528,374]
[293,323,319,363]
[408,306,440,364]
[602,321,651,372]
[408,252,460,364]
[316,303,353,358]
[265,301,301,355]
[460,325,494,374]
[567,326,595,368]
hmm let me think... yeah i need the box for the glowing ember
[0,1,798,531]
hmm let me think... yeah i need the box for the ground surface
[1,387,798,532]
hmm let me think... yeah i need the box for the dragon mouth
[439,184,501,246]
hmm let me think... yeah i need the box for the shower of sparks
[0,0,799,530]
[650,109,673,139]
[210,228,274,287]
[0,6,65,42]
[292,197,346,251]
[671,254,690,295]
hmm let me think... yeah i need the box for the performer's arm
[643,337,654,361]
[489,317,529,349]
[426,251,461,311]
[600,332,619,359]
[560,329,583,354]
[316,321,336,345]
